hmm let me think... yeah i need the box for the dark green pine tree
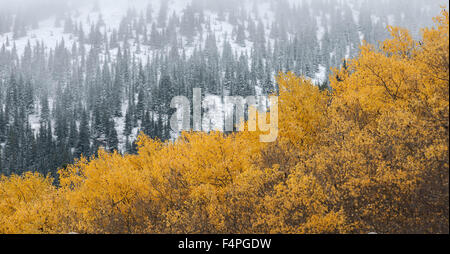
[76,110,91,158]
[124,107,133,137]
[68,114,78,148]
[107,120,119,153]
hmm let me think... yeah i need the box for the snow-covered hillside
[0,0,446,175]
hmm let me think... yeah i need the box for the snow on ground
[311,64,327,84]
[0,0,368,152]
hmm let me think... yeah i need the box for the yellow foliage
[0,10,448,234]
[0,173,61,234]
[277,72,329,149]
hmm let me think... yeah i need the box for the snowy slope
[1,0,446,153]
